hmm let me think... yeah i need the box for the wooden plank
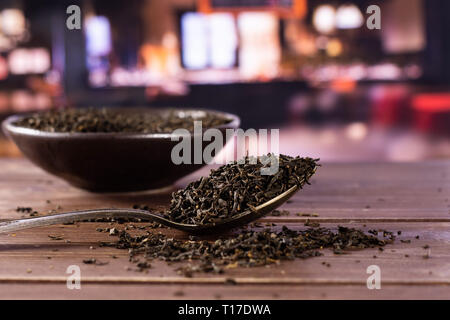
[0,159,449,220]
[1,283,449,300]
[0,159,449,299]
[0,222,448,285]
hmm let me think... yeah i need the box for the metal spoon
[0,185,298,235]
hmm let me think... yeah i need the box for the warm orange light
[330,78,356,93]
[140,44,168,74]
[293,0,307,18]
[198,0,307,18]
[326,39,343,57]
[198,0,212,14]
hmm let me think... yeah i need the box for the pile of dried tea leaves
[102,225,395,276]
[164,154,319,225]
[13,108,231,133]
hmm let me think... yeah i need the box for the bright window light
[237,12,280,79]
[181,12,209,69]
[313,5,336,34]
[336,4,364,29]
[85,16,112,57]
[0,9,26,37]
[30,48,51,73]
[8,48,50,74]
[209,14,237,68]
[181,12,236,69]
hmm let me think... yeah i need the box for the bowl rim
[2,107,241,139]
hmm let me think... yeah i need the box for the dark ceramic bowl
[2,108,240,192]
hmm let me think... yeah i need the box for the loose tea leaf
[82,258,109,266]
[165,154,319,225]
[16,207,33,213]
[14,108,231,133]
[16,206,38,217]
[103,225,395,276]
[83,258,97,264]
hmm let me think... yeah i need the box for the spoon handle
[0,209,168,234]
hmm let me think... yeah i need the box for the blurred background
[0,0,449,161]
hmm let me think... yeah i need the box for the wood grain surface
[0,158,449,299]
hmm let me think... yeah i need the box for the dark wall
[423,0,450,84]
[148,81,310,129]
[13,0,450,129]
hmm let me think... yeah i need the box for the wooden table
[0,159,449,299]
